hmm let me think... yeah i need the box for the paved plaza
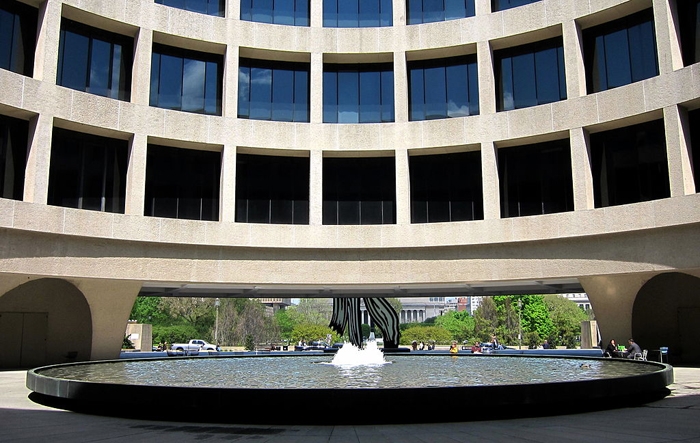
[2,367,700,442]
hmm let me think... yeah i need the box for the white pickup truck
[168,339,220,356]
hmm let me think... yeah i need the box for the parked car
[294,341,328,351]
[168,339,220,356]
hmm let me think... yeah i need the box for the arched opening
[633,272,700,365]
[0,278,92,368]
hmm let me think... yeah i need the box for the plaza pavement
[1,367,700,442]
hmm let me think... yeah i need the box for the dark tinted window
[491,0,539,12]
[498,139,574,217]
[323,157,396,225]
[323,63,394,123]
[0,114,28,200]
[324,0,392,27]
[495,37,566,111]
[408,55,479,121]
[155,0,224,16]
[150,44,222,115]
[407,0,474,24]
[238,58,310,122]
[590,120,670,207]
[48,128,128,213]
[57,19,133,101]
[241,0,309,25]
[0,0,37,76]
[235,154,309,224]
[410,151,483,223]
[688,108,700,193]
[678,0,700,66]
[583,9,659,93]
[145,144,221,221]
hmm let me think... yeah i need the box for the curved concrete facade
[1,0,699,366]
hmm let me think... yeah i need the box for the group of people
[604,338,642,359]
[411,340,435,351]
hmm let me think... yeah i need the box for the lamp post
[214,298,220,344]
[517,299,523,350]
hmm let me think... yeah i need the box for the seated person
[604,339,618,357]
[449,341,459,354]
[471,341,482,353]
[626,338,642,359]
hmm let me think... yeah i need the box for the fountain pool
[27,352,672,424]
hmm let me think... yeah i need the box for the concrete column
[33,0,61,83]
[309,148,323,225]
[569,127,595,210]
[474,0,491,15]
[481,141,500,219]
[227,0,241,19]
[395,148,411,225]
[310,52,324,124]
[562,20,587,99]
[652,0,684,73]
[77,279,143,361]
[663,105,695,196]
[223,45,240,118]
[477,41,496,115]
[579,274,651,348]
[310,0,323,27]
[124,133,147,216]
[393,51,409,123]
[393,0,406,25]
[23,113,53,204]
[220,144,237,222]
[131,28,153,106]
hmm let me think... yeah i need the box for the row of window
[2,113,698,224]
[3,4,698,123]
[158,0,536,23]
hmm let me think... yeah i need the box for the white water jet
[330,339,389,366]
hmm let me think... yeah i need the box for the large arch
[0,278,92,368]
[633,272,700,365]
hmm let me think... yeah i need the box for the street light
[214,298,220,344]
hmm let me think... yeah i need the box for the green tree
[160,296,216,338]
[544,294,589,348]
[400,325,452,345]
[128,296,170,324]
[291,323,338,345]
[287,299,333,325]
[474,297,498,341]
[433,310,475,342]
[275,308,295,340]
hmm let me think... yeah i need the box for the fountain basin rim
[26,355,673,425]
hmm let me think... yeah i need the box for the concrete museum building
[0,0,699,368]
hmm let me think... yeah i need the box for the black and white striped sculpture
[329,297,400,349]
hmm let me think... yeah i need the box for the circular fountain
[27,344,672,424]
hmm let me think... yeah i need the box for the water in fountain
[330,338,389,366]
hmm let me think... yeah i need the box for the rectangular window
[57,19,133,101]
[590,120,670,208]
[155,0,224,16]
[407,0,474,25]
[678,0,700,66]
[48,128,128,213]
[498,139,574,218]
[583,9,659,93]
[241,0,310,26]
[0,0,37,76]
[324,0,392,27]
[686,109,699,193]
[495,37,566,111]
[410,151,483,223]
[323,63,394,123]
[150,44,222,115]
[0,114,28,200]
[491,0,539,12]
[323,157,396,225]
[408,55,479,121]
[238,58,310,122]
[145,144,221,221]
[235,154,310,224]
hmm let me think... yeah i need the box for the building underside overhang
[138,278,585,299]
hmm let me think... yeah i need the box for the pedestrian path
[2,367,699,442]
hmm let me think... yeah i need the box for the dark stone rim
[26,354,674,425]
